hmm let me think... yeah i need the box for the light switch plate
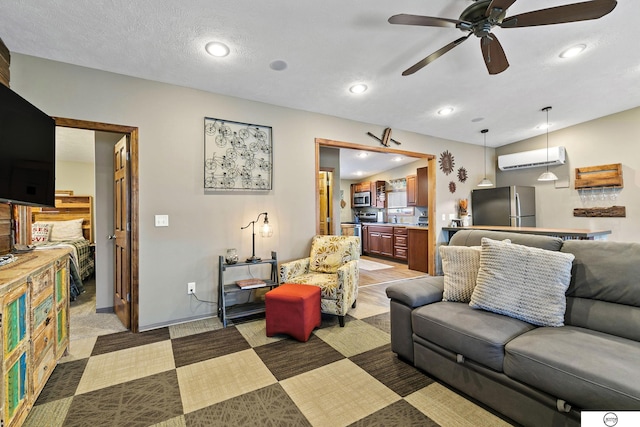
[155,215,169,227]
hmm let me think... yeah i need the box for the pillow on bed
[31,223,52,243]
[49,219,85,241]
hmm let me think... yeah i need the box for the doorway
[315,137,437,275]
[318,169,334,235]
[54,117,140,333]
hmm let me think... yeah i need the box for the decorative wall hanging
[449,181,456,194]
[457,167,468,183]
[204,117,273,191]
[439,150,455,175]
[573,206,625,218]
[366,127,401,147]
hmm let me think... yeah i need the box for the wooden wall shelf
[574,163,623,189]
[573,206,626,218]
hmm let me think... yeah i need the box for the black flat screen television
[0,83,55,207]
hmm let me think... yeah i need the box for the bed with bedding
[31,192,95,299]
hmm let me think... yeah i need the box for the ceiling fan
[389,0,617,75]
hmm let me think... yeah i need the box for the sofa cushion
[450,229,563,251]
[440,245,482,302]
[412,301,536,372]
[470,238,575,327]
[385,276,444,308]
[504,326,640,410]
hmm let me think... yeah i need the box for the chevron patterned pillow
[470,237,575,327]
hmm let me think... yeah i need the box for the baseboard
[139,313,217,332]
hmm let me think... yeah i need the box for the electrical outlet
[187,282,196,295]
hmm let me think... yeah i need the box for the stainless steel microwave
[353,191,371,207]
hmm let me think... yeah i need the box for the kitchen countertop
[442,225,611,239]
[357,222,429,229]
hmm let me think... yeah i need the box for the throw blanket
[35,239,95,280]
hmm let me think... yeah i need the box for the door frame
[54,117,140,333]
[318,168,334,235]
[315,138,437,275]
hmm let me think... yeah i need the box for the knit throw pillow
[440,245,482,302]
[31,223,52,243]
[470,237,575,327]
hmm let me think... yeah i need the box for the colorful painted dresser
[0,249,70,427]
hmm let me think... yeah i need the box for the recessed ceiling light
[357,152,369,158]
[349,84,368,94]
[269,60,288,71]
[392,156,403,162]
[355,171,364,176]
[559,44,586,59]
[536,123,552,130]
[471,117,485,123]
[205,42,230,57]
[437,107,454,116]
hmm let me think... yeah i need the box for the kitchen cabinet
[393,227,408,260]
[373,180,386,208]
[366,226,394,258]
[407,167,428,207]
[408,228,429,273]
[352,182,372,194]
[0,249,70,427]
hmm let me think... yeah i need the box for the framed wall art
[204,117,273,191]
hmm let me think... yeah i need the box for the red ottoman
[265,284,321,342]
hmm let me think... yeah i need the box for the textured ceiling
[1,0,639,147]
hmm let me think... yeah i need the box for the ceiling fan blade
[501,0,617,28]
[402,35,471,76]
[481,33,509,75]
[389,13,467,28]
[485,0,518,16]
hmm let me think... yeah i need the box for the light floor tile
[313,318,390,357]
[150,415,187,427]
[177,348,277,414]
[348,298,391,320]
[169,317,223,339]
[405,382,513,427]
[61,336,97,362]
[235,318,284,347]
[23,396,73,427]
[280,358,400,427]
[76,340,175,394]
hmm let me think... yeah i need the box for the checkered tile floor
[24,283,514,427]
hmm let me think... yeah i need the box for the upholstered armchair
[280,235,360,327]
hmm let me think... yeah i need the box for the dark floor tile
[172,326,251,368]
[185,383,311,427]
[361,311,391,334]
[350,344,434,397]
[34,358,88,405]
[92,327,171,356]
[63,370,183,427]
[253,334,345,381]
[347,399,439,427]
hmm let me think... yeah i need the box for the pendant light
[538,106,558,182]
[477,129,493,187]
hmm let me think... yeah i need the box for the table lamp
[241,212,273,262]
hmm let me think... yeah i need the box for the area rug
[359,259,394,271]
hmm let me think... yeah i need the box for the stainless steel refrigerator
[471,186,536,227]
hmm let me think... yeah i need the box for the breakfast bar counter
[442,225,611,241]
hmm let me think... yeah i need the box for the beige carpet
[358,259,394,271]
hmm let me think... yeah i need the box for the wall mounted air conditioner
[498,146,565,171]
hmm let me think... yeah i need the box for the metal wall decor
[439,150,455,175]
[204,117,273,190]
[457,167,468,183]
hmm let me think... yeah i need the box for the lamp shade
[477,177,493,187]
[537,171,558,182]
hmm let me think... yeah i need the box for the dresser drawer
[32,323,55,362]
[30,267,53,298]
[31,344,56,397]
[32,289,54,335]
[394,247,408,260]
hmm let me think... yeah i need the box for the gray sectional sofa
[386,229,640,427]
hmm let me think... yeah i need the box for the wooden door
[318,170,333,235]
[113,137,130,328]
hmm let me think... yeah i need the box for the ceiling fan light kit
[389,0,617,76]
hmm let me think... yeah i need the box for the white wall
[496,107,640,242]
[11,53,491,329]
[56,160,95,197]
